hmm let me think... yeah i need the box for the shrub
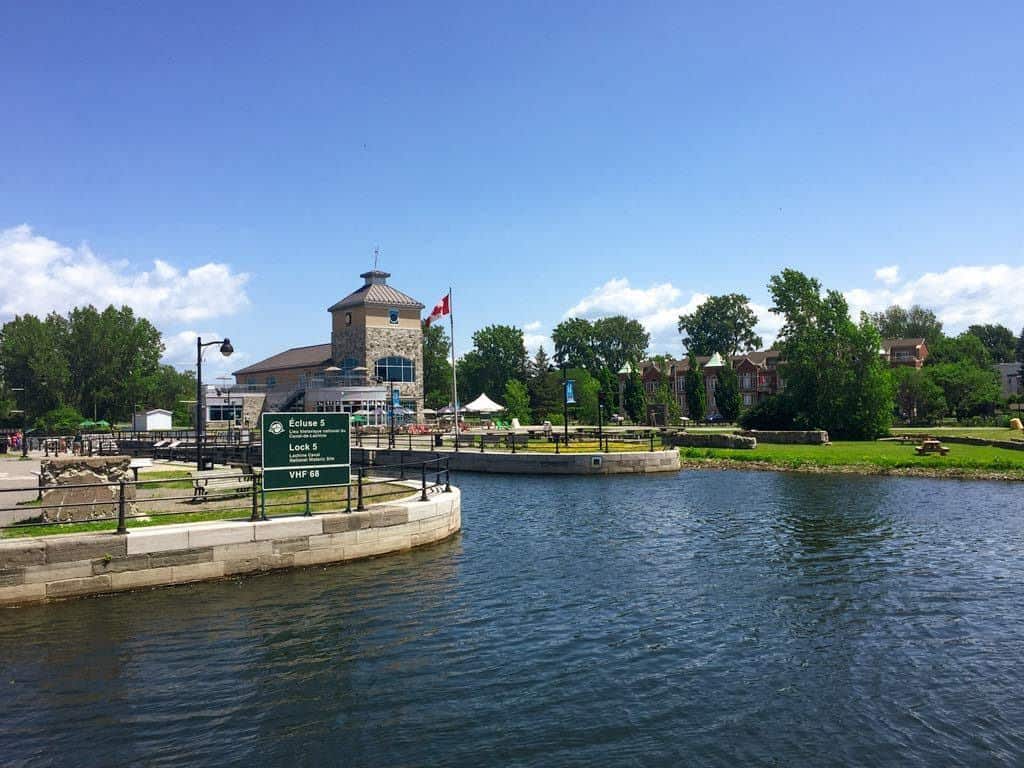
[738,395,796,430]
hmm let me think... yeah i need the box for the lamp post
[196,336,233,471]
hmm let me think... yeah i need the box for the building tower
[329,270,425,420]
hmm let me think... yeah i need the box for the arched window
[375,356,415,382]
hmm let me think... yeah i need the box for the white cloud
[563,277,779,355]
[0,224,250,324]
[875,265,900,285]
[519,320,550,354]
[163,330,248,380]
[846,264,1024,332]
[0,224,252,375]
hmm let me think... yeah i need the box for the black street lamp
[196,336,233,471]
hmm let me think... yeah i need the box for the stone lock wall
[737,430,830,445]
[0,486,461,606]
[670,433,757,449]
[38,456,137,523]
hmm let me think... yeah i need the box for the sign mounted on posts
[261,412,350,490]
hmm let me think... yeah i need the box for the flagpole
[449,287,460,444]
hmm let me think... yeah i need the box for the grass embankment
[680,440,1024,480]
[2,482,414,539]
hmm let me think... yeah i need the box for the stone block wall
[737,430,829,445]
[0,487,461,606]
[671,433,757,449]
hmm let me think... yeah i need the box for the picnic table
[915,438,950,456]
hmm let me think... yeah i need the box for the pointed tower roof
[706,352,725,368]
[328,270,425,312]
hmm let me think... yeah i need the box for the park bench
[481,434,502,448]
[190,468,251,501]
[915,438,950,456]
[505,434,529,449]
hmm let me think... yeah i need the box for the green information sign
[261,412,351,491]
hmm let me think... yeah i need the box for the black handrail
[0,456,451,535]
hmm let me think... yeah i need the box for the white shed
[133,409,173,432]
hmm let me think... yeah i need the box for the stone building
[232,270,425,423]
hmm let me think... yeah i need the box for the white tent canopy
[464,393,505,413]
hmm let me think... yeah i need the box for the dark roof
[233,343,332,376]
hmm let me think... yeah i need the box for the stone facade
[38,456,138,523]
[670,433,757,449]
[365,325,424,415]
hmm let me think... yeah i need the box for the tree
[870,305,944,345]
[592,316,649,373]
[892,367,946,422]
[738,395,796,430]
[677,294,762,358]
[503,379,532,423]
[564,367,600,424]
[422,322,453,409]
[966,324,1017,363]
[1017,326,1024,363]
[716,363,741,423]
[924,363,1001,420]
[927,333,992,368]
[649,356,681,424]
[767,269,892,439]
[526,347,561,420]
[684,358,707,422]
[551,318,597,370]
[458,325,528,401]
[623,371,646,423]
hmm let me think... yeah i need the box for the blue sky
[2,1,1022,378]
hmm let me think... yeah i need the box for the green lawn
[891,426,1024,441]
[2,482,416,538]
[526,439,653,453]
[680,440,1024,475]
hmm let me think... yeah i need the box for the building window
[743,394,752,406]
[741,374,752,389]
[208,404,242,421]
[389,308,399,325]
[340,357,359,373]
[345,312,352,326]
[375,356,415,382]
[266,376,277,388]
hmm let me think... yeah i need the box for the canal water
[3,470,1024,767]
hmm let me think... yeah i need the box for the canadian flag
[425,294,451,327]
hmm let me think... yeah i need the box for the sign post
[261,413,351,507]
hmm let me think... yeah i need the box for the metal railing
[353,429,664,454]
[0,456,451,537]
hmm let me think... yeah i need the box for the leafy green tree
[870,305,944,345]
[623,371,646,423]
[422,322,453,409]
[768,269,892,439]
[924,363,1001,420]
[592,316,649,373]
[716,363,741,423]
[684,358,707,422]
[458,325,528,401]
[677,293,762,358]
[34,405,85,434]
[1017,326,1024,362]
[966,324,1017,363]
[738,395,796,430]
[649,356,681,423]
[0,312,70,416]
[526,348,562,420]
[503,379,532,423]
[565,367,600,424]
[892,367,946,422]
[927,333,992,368]
[551,318,598,370]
